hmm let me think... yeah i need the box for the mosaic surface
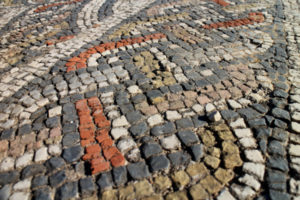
[0,0,300,199]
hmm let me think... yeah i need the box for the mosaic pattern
[0,0,300,199]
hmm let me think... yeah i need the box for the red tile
[95,46,105,53]
[79,115,93,125]
[95,130,110,143]
[76,62,87,69]
[86,144,101,154]
[65,62,76,68]
[96,119,110,129]
[79,125,95,139]
[90,157,106,165]
[91,161,110,174]
[88,97,101,108]
[100,138,114,149]
[82,152,101,161]
[68,57,81,62]
[103,146,119,160]
[110,153,125,167]
[80,138,95,147]
[87,48,97,54]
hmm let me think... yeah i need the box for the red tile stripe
[65,33,167,72]
[203,12,264,30]
[46,35,75,46]
[34,0,82,13]
[212,0,230,7]
[76,97,125,174]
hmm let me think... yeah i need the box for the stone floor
[0,0,300,199]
